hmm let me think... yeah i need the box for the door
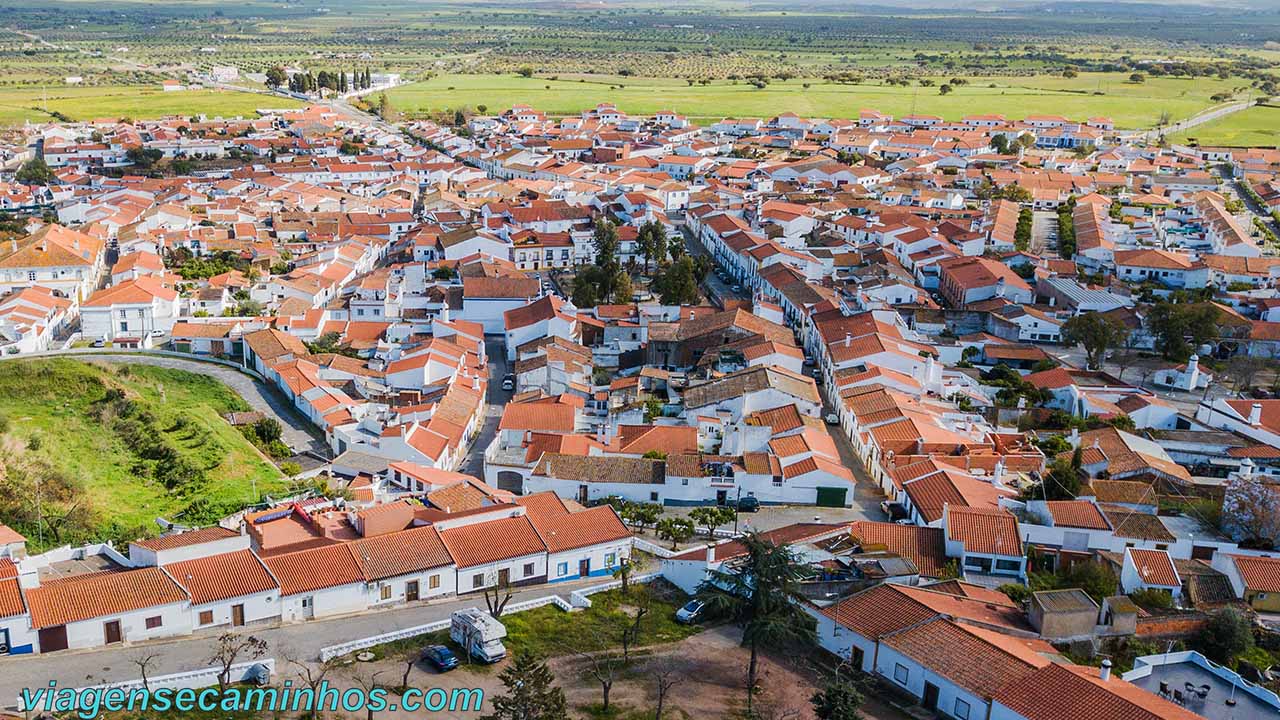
[497,568,510,586]
[104,620,122,645]
[578,485,588,504]
[815,487,847,508]
[715,490,728,506]
[231,604,245,627]
[38,626,68,653]
[922,682,940,711]
[0,628,8,654]
[579,559,590,577]
[406,580,419,602]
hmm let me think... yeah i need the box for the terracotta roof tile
[262,543,364,595]
[26,568,188,629]
[165,549,278,605]
[349,525,453,581]
[440,515,546,568]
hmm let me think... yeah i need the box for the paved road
[0,578,597,708]
[678,224,748,305]
[1130,100,1252,143]
[31,352,330,459]
[461,339,508,479]
[1234,179,1280,237]
[1031,210,1057,256]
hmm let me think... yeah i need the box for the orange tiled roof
[165,549,278,605]
[26,568,188,629]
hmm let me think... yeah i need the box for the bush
[1195,608,1254,665]
[279,461,302,477]
[1129,588,1173,610]
[999,583,1031,604]
[265,440,291,459]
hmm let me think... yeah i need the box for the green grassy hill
[0,359,286,551]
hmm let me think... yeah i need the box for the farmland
[388,71,1251,128]
[0,359,286,551]
[1171,104,1280,147]
[0,85,302,126]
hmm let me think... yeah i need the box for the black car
[737,495,761,513]
[420,644,460,672]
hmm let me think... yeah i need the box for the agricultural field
[0,359,286,551]
[1171,104,1280,147]
[0,85,301,126]
[388,71,1251,128]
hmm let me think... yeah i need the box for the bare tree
[646,654,692,720]
[208,633,268,694]
[563,632,628,713]
[350,667,386,720]
[398,645,419,690]
[131,651,161,692]
[1224,355,1269,396]
[619,589,652,664]
[484,572,513,618]
[283,650,338,720]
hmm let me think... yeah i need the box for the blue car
[421,644,460,672]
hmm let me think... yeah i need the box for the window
[198,610,214,625]
[650,492,659,502]
[523,562,534,576]
[995,559,1022,572]
[27,271,36,282]
[605,553,616,567]
[119,309,127,318]
[893,663,909,685]
[429,575,440,590]
[557,562,568,577]
[472,573,484,589]
[301,597,313,609]
[380,585,392,601]
[682,478,689,486]
[145,616,163,630]
[954,698,971,720]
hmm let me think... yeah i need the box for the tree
[564,634,627,712]
[376,92,395,121]
[1223,355,1268,395]
[265,67,288,88]
[517,67,536,78]
[620,501,662,531]
[697,531,816,712]
[481,653,569,720]
[1196,608,1254,665]
[612,271,633,304]
[655,255,701,305]
[130,651,161,692]
[811,673,865,720]
[592,220,619,268]
[1129,72,1146,83]
[1014,207,1033,251]
[284,652,338,720]
[350,667,386,720]
[484,572,514,618]
[126,147,163,169]
[689,505,735,537]
[15,157,55,185]
[1148,302,1219,362]
[253,417,282,444]
[1222,475,1280,546]
[939,84,953,95]
[646,655,691,720]
[1062,313,1125,370]
[655,516,694,549]
[208,633,268,693]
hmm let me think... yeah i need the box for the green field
[0,86,303,126]
[388,72,1247,129]
[0,359,286,549]
[1172,105,1280,147]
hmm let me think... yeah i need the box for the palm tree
[696,531,815,713]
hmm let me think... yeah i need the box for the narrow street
[460,339,508,478]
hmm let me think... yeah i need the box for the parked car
[149,329,165,338]
[731,284,743,294]
[880,501,909,522]
[824,413,840,425]
[737,495,761,513]
[675,599,705,624]
[501,374,515,391]
[420,644,459,672]
[91,337,106,348]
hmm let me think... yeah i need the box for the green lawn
[0,359,286,549]
[388,72,1243,129]
[0,86,303,126]
[1171,105,1280,148]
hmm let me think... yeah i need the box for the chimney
[1068,427,1080,448]
[993,458,1006,487]
[706,544,716,563]
[1099,659,1112,682]
[845,332,852,347]
[1250,403,1263,426]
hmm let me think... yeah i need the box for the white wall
[455,552,547,594]
[278,582,368,623]
[189,590,279,630]
[59,601,192,651]
[367,568,456,608]
[874,643,990,720]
